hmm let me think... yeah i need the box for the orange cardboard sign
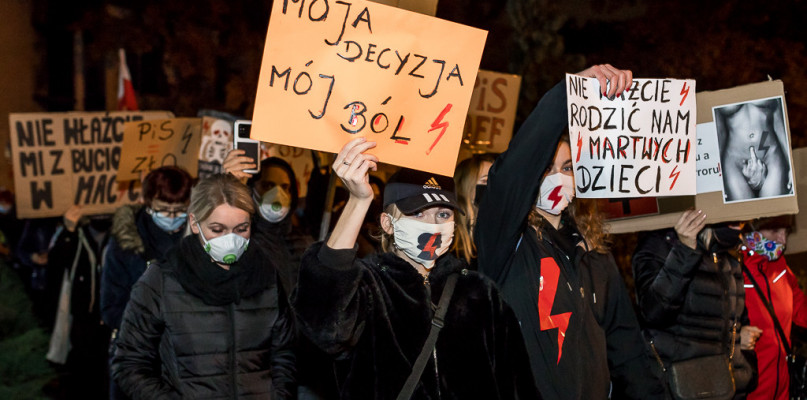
[251,0,488,177]
[117,118,202,181]
[9,111,173,218]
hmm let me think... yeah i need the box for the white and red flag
[117,48,139,111]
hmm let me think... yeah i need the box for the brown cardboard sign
[461,69,521,155]
[785,147,806,253]
[368,0,439,16]
[117,118,202,181]
[606,80,798,234]
[9,111,173,218]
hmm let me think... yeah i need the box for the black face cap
[382,168,464,215]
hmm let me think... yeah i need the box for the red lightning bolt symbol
[426,104,453,155]
[422,233,439,258]
[547,186,563,208]
[669,165,681,190]
[679,82,690,106]
[538,257,572,364]
[575,131,583,162]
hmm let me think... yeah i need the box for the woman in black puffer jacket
[112,174,295,399]
[633,211,756,398]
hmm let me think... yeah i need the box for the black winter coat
[475,80,666,400]
[101,205,184,330]
[633,229,755,392]
[112,239,296,400]
[294,242,539,400]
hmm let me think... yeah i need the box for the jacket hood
[111,204,144,254]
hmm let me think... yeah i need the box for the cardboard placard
[251,0,487,177]
[606,80,798,234]
[785,147,806,253]
[566,74,697,198]
[117,118,202,181]
[368,0,438,16]
[9,111,173,218]
[462,69,521,155]
[198,116,234,179]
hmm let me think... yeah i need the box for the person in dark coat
[224,151,334,399]
[293,138,538,400]
[101,166,193,399]
[633,212,756,397]
[112,174,295,399]
[46,205,112,399]
[223,152,314,290]
[101,166,193,331]
[474,65,665,400]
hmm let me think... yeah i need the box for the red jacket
[744,253,807,400]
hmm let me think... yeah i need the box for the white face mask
[196,222,249,264]
[535,173,575,215]
[259,186,291,223]
[389,215,454,270]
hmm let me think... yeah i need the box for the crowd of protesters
[0,63,804,400]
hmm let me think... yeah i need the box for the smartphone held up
[234,120,261,174]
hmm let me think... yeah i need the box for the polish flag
[117,48,139,111]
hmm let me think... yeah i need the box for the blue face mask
[151,212,187,233]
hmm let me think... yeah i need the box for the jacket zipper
[229,303,237,400]
[760,265,783,399]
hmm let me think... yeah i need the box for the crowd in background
[0,65,804,400]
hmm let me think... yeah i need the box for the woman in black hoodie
[475,65,666,399]
[112,174,295,399]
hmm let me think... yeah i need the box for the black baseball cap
[383,168,463,214]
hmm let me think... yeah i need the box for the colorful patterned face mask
[743,231,785,261]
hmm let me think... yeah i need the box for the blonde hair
[189,174,255,223]
[452,154,496,263]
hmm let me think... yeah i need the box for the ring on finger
[343,161,350,165]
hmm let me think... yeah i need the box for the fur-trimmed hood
[111,204,144,254]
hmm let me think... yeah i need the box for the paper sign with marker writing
[117,118,202,181]
[566,74,697,198]
[9,111,173,218]
[252,0,488,177]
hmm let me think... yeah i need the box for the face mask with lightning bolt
[535,173,575,215]
[388,215,455,270]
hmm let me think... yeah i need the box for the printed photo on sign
[198,117,233,179]
[712,96,794,203]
